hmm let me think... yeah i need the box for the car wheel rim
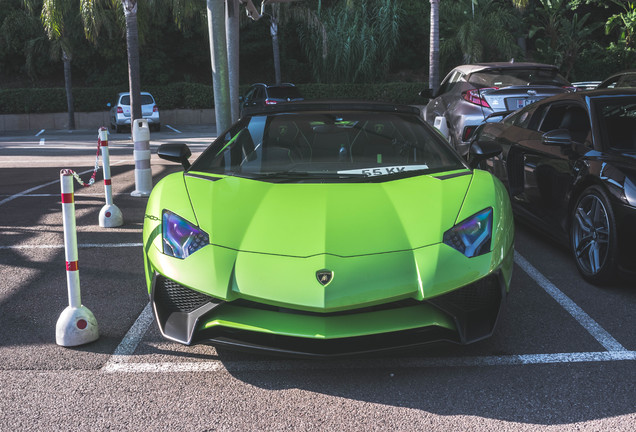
[572,194,609,275]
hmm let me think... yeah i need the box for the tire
[570,185,618,285]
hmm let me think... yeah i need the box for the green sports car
[142,101,514,357]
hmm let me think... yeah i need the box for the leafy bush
[0,82,426,114]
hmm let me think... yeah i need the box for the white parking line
[103,350,636,374]
[165,125,182,133]
[0,243,142,250]
[39,138,45,146]
[0,159,132,207]
[514,252,626,352]
[35,129,45,136]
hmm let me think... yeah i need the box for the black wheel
[570,185,618,284]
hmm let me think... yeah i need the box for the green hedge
[0,82,426,114]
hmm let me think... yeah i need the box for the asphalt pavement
[0,125,634,431]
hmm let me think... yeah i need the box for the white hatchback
[109,91,160,132]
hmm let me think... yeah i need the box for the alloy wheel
[572,193,610,275]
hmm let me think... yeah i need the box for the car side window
[539,103,591,144]
[437,70,463,95]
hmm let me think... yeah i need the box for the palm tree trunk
[270,17,282,85]
[206,0,232,135]
[122,0,142,123]
[62,49,75,130]
[226,0,240,122]
[429,0,440,94]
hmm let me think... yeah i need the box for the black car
[240,83,304,117]
[597,70,636,89]
[471,88,636,284]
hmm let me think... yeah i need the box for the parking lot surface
[0,126,634,431]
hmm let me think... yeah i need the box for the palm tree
[429,0,439,93]
[119,0,142,124]
[24,0,94,130]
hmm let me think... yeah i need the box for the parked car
[571,81,601,91]
[597,70,636,89]
[142,101,514,357]
[239,83,303,117]
[109,91,160,133]
[470,88,636,284]
[421,62,572,156]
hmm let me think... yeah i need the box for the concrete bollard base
[56,305,99,347]
[99,203,123,227]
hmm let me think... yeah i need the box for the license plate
[515,98,538,108]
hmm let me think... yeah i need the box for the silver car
[109,91,160,133]
[422,62,572,155]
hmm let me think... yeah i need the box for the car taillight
[462,87,497,108]
[265,99,277,105]
[153,105,158,112]
[117,107,123,114]
[462,126,477,141]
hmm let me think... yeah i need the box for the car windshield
[189,111,466,182]
[594,96,636,151]
[469,68,569,88]
[120,94,155,105]
[267,87,302,99]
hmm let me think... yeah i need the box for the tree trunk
[270,17,282,85]
[123,0,142,124]
[226,0,240,122]
[206,0,232,135]
[62,49,75,130]
[429,0,440,94]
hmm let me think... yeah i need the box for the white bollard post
[131,119,152,197]
[98,127,124,227]
[56,169,99,347]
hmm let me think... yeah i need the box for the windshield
[594,97,636,151]
[189,111,466,182]
[120,94,155,105]
[469,68,569,88]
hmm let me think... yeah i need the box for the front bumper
[150,270,508,357]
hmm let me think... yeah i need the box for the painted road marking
[35,129,45,136]
[0,243,142,250]
[0,159,131,207]
[102,350,636,373]
[39,138,45,146]
[166,125,182,133]
[514,252,626,352]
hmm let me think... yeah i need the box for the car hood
[183,172,473,257]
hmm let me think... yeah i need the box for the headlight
[443,208,493,258]
[162,211,209,259]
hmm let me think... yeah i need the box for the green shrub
[0,82,427,114]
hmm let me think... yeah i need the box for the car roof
[243,100,421,116]
[118,91,153,97]
[452,62,560,74]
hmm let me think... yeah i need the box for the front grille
[434,274,501,312]
[154,276,214,314]
[229,298,421,317]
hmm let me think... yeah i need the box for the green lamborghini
[142,101,514,356]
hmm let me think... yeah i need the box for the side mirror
[468,140,502,169]
[419,89,434,99]
[158,143,192,170]
[542,129,572,146]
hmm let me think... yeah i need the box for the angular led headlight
[162,210,209,259]
[443,208,493,258]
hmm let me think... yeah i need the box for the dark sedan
[471,89,636,284]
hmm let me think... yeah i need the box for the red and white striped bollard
[98,127,123,227]
[56,169,99,347]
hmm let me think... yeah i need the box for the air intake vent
[155,276,213,314]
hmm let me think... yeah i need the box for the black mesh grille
[435,274,500,312]
[155,276,213,313]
